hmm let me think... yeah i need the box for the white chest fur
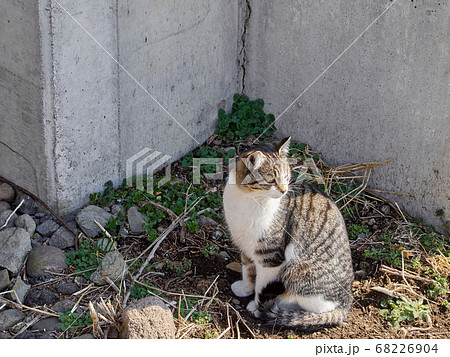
[223,171,281,260]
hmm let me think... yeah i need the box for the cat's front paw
[246,300,262,318]
[231,280,254,297]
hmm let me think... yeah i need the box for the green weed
[347,223,371,240]
[216,93,276,142]
[379,299,430,329]
[58,308,93,333]
[363,231,406,269]
[65,239,100,279]
[200,243,220,258]
[165,258,192,276]
[427,276,449,298]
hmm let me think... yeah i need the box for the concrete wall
[0,0,240,215]
[245,0,449,229]
[0,0,47,199]
[117,0,240,177]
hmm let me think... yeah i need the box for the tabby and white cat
[223,137,353,329]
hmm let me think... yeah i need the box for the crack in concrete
[239,0,251,93]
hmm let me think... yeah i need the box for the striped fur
[223,137,353,329]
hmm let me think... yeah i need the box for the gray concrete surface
[0,0,46,199]
[245,0,449,229]
[0,0,240,215]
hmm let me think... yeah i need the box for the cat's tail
[261,304,350,329]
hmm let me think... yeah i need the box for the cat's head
[235,137,291,198]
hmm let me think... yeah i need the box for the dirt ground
[66,136,450,339]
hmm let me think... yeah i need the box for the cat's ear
[247,151,265,170]
[276,137,291,156]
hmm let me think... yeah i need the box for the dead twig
[380,265,436,284]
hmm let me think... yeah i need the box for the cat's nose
[278,185,287,194]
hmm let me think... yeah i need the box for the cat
[223,137,354,329]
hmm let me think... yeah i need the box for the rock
[0,183,15,201]
[214,230,224,238]
[14,193,38,215]
[0,201,11,213]
[74,333,95,339]
[120,297,176,339]
[15,214,36,236]
[24,288,59,307]
[0,227,31,275]
[76,205,113,237]
[0,209,17,229]
[26,245,67,281]
[226,262,242,273]
[35,212,46,219]
[55,280,79,295]
[368,218,376,226]
[95,237,116,252]
[218,251,231,260]
[36,219,60,237]
[357,233,367,240]
[90,251,128,285]
[48,226,75,249]
[0,331,12,339]
[0,269,10,291]
[15,332,55,339]
[32,317,62,332]
[8,277,30,303]
[127,206,146,233]
[52,299,77,313]
[111,204,124,217]
[381,205,391,215]
[199,215,219,226]
[0,309,26,331]
[32,232,44,242]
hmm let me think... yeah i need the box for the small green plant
[129,284,161,300]
[58,308,93,333]
[65,239,100,279]
[200,243,220,258]
[105,210,125,234]
[165,258,192,276]
[204,329,219,339]
[379,299,430,329]
[347,223,371,240]
[191,311,212,325]
[427,276,449,298]
[363,231,406,268]
[216,93,276,142]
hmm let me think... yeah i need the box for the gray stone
[76,205,113,237]
[0,269,10,291]
[0,210,17,229]
[35,212,46,219]
[32,317,62,332]
[0,309,26,331]
[14,193,37,215]
[218,251,231,260]
[199,215,219,226]
[15,332,55,339]
[55,280,78,295]
[111,204,124,217]
[8,277,30,303]
[36,219,60,237]
[0,201,11,213]
[214,231,224,239]
[48,226,75,249]
[24,288,59,306]
[120,296,176,339]
[0,227,32,275]
[15,214,36,236]
[74,333,95,339]
[95,237,116,252]
[90,251,128,285]
[26,245,67,280]
[52,299,77,313]
[0,183,15,201]
[0,331,12,339]
[127,206,146,233]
